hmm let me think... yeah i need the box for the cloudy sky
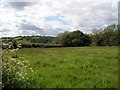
[0,0,118,37]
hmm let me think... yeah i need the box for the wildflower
[17,44,22,48]
[11,49,15,52]
[22,76,25,79]
[10,57,16,61]
[17,62,21,65]
[29,68,32,70]
[16,72,20,75]
[18,60,21,62]
[8,45,12,49]
[18,78,21,81]
[31,70,34,72]
[26,61,29,63]
[22,61,25,63]
[19,73,22,76]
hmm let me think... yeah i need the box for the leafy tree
[61,30,91,46]
[90,24,118,46]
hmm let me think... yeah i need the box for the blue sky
[0,0,118,37]
[45,15,69,25]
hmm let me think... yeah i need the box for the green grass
[4,46,118,88]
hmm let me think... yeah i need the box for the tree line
[1,24,118,49]
[56,24,118,46]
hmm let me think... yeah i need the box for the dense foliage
[90,24,118,46]
[60,30,91,46]
[2,49,35,88]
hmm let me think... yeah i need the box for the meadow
[3,46,118,88]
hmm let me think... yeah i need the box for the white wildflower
[10,57,16,61]
[26,61,29,63]
[29,68,32,70]
[19,73,22,76]
[17,62,21,65]
[22,76,24,79]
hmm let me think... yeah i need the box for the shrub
[60,30,91,46]
[2,50,32,88]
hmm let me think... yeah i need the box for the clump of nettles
[2,50,32,88]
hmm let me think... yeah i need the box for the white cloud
[0,0,118,37]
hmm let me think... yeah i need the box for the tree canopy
[60,30,91,46]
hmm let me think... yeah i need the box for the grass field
[3,46,118,88]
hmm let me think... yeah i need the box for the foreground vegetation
[2,46,118,88]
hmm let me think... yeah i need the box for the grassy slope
[16,46,118,88]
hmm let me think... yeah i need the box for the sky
[0,0,119,37]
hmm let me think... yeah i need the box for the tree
[90,24,118,46]
[55,31,70,45]
[60,30,91,46]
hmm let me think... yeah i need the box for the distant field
[3,46,118,88]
